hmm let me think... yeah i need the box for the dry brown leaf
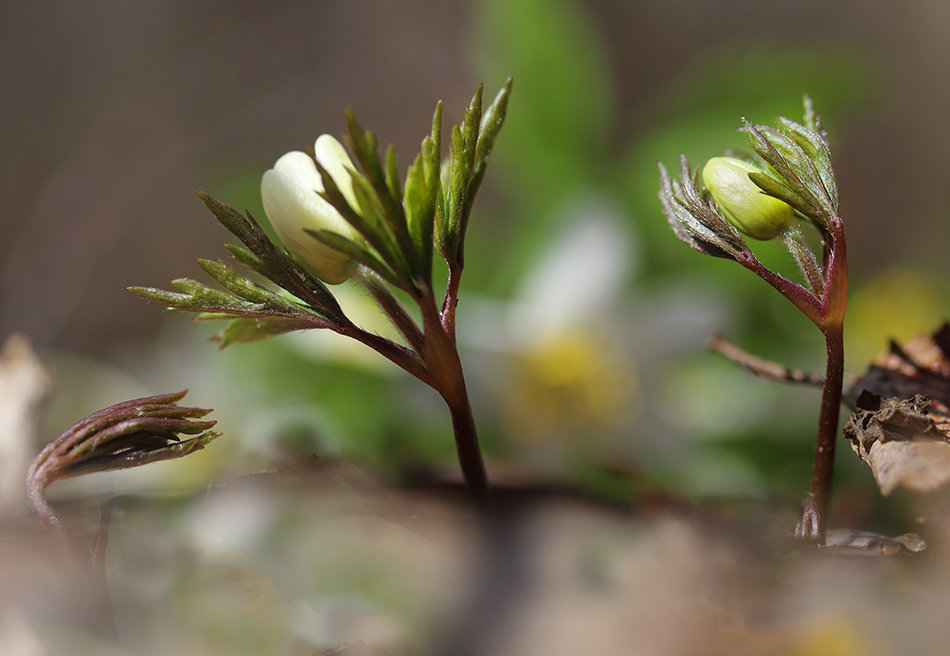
[845,322,950,495]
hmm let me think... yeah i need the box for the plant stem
[338,320,428,382]
[359,272,427,355]
[706,332,824,387]
[440,264,462,343]
[441,374,491,509]
[738,252,822,325]
[420,283,491,509]
[781,226,824,297]
[796,323,844,543]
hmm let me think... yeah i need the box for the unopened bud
[261,135,361,284]
[702,156,795,240]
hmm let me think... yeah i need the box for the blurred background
[2,0,950,653]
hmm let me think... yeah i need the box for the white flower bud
[702,156,795,241]
[261,135,361,284]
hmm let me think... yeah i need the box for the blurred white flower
[462,195,640,448]
[462,195,636,353]
[261,135,362,284]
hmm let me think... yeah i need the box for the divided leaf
[657,156,748,260]
[196,193,343,317]
[404,101,443,284]
[740,100,839,227]
[345,112,419,281]
[438,79,512,266]
[440,84,484,263]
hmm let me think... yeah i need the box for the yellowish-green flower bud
[261,135,361,284]
[702,156,795,240]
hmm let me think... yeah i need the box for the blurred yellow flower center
[502,331,637,444]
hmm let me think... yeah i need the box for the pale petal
[314,134,359,211]
[261,151,355,284]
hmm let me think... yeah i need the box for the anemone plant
[658,98,847,543]
[131,81,513,509]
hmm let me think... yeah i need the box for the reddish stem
[440,264,462,344]
[424,287,491,508]
[796,322,844,542]
[737,252,823,325]
[739,219,848,543]
[441,374,491,509]
[797,223,848,543]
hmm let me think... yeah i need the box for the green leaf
[315,161,407,284]
[441,85,484,263]
[127,285,192,309]
[348,171,413,283]
[212,316,316,349]
[757,125,827,202]
[169,278,272,315]
[131,275,326,327]
[403,100,443,285]
[196,258,278,305]
[470,78,512,194]
[224,243,263,270]
[305,229,402,287]
[344,110,382,178]
[384,144,401,203]
[776,115,837,209]
[195,192,343,318]
[802,95,830,147]
[743,121,836,224]
[404,154,430,261]
[743,123,819,210]
[657,157,746,261]
[345,111,416,273]
[460,78,512,242]
[747,171,813,219]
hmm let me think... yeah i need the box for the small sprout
[701,156,796,240]
[261,135,363,284]
[27,391,219,531]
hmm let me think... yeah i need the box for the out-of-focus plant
[658,99,847,543]
[131,81,512,508]
[27,391,218,535]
